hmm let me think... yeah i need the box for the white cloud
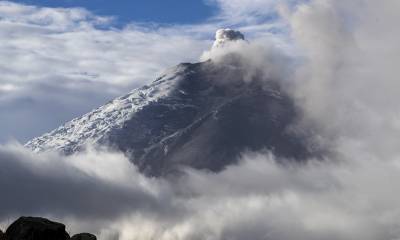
[284,0,400,160]
[2,144,400,240]
[0,1,211,143]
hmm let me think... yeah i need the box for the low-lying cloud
[0,144,162,220]
[2,143,400,240]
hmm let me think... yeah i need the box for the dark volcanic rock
[108,62,318,176]
[0,229,5,240]
[5,217,69,240]
[71,233,97,240]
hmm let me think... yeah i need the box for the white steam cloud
[212,28,245,48]
[286,0,400,159]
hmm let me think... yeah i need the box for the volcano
[25,29,319,176]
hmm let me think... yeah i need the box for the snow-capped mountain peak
[26,59,318,176]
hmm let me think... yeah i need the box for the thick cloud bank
[2,0,400,240]
[1,144,400,240]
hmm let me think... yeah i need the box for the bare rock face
[5,217,69,240]
[71,233,97,240]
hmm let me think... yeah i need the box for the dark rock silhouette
[71,233,97,240]
[5,217,69,240]
[3,217,96,240]
[0,229,5,240]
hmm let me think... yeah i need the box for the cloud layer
[0,1,211,143]
[1,144,400,240]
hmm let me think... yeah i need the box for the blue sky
[12,0,216,25]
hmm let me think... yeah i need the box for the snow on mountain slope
[25,64,186,154]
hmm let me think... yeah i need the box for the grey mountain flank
[25,30,320,177]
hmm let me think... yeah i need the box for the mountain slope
[25,59,318,176]
[25,64,184,155]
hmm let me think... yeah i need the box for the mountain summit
[25,30,318,177]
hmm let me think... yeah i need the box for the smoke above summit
[212,28,245,48]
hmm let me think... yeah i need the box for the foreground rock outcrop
[70,233,97,240]
[0,230,5,240]
[2,217,96,240]
[6,217,69,240]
